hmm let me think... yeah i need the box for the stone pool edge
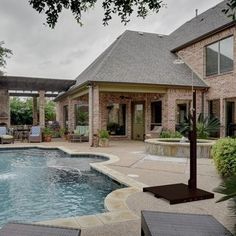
[0,144,147,229]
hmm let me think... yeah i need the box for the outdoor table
[141,211,233,236]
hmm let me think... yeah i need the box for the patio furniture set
[0,126,42,144]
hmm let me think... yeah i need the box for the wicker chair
[29,126,42,143]
[0,126,14,144]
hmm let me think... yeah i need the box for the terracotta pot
[44,135,52,142]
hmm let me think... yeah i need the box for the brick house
[55,0,236,145]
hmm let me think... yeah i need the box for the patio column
[220,98,225,137]
[39,90,45,128]
[68,97,74,132]
[89,84,100,146]
[0,89,10,127]
[32,96,38,125]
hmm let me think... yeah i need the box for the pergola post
[88,84,100,146]
[32,96,38,125]
[39,90,45,128]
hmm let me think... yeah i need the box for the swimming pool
[0,148,122,227]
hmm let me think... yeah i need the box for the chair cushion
[1,135,13,139]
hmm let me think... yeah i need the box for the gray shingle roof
[170,0,234,52]
[75,30,207,89]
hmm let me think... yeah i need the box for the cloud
[0,0,223,79]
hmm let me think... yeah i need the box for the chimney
[195,9,198,17]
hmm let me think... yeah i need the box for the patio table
[141,211,233,236]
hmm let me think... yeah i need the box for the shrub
[98,129,110,139]
[179,113,220,139]
[212,138,236,177]
[160,130,182,138]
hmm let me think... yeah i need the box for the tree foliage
[223,0,236,20]
[10,97,56,125]
[28,0,163,28]
[0,41,12,73]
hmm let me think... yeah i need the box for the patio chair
[141,211,233,236]
[0,222,81,236]
[0,126,14,144]
[29,126,42,143]
[145,126,162,139]
[69,126,89,142]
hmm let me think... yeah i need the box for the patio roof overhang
[0,76,76,97]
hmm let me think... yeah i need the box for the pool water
[0,148,122,227]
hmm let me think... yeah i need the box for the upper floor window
[206,36,234,76]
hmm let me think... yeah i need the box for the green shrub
[212,138,236,177]
[160,130,182,138]
[98,129,110,139]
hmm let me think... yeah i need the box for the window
[177,104,187,124]
[74,105,89,126]
[107,104,126,135]
[206,36,233,76]
[151,101,162,130]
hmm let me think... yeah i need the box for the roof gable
[170,0,235,52]
[74,30,207,89]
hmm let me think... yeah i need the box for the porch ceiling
[0,76,75,93]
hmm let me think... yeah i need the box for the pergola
[0,76,75,127]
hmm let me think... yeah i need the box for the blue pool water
[0,148,122,227]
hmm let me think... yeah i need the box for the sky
[0,0,222,80]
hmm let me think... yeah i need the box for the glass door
[132,102,145,140]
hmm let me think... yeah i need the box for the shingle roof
[74,30,207,89]
[170,0,235,52]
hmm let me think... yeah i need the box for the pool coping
[0,144,147,229]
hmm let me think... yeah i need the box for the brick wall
[177,26,236,136]
[56,94,88,131]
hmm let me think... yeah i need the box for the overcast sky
[0,0,222,80]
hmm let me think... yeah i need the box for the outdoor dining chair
[28,126,42,143]
[0,126,14,144]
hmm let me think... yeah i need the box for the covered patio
[0,75,75,127]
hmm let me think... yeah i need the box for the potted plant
[59,128,69,140]
[43,127,53,142]
[98,129,110,147]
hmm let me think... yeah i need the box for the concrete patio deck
[1,140,235,235]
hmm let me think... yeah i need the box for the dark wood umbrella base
[143,183,214,204]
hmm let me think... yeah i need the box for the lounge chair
[0,126,14,144]
[141,211,233,236]
[29,126,42,143]
[145,126,162,139]
[68,125,89,142]
[0,222,81,236]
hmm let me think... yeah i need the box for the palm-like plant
[179,113,220,139]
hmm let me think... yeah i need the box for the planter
[99,138,109,147]
[44,135,52,142]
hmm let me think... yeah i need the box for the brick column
[67,98,75,132]
[39,90,45,128]
[32,96,38,125]
[89,85,100,146]
[220,98,225,137]
[55,102,62,126]
[0,89,10,126]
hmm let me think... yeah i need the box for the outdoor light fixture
[143,56,214,204]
